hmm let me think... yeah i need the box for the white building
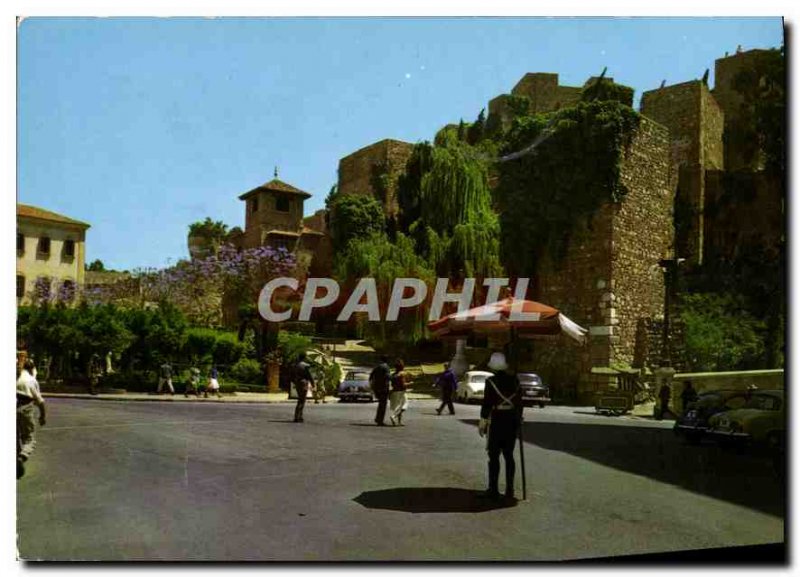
[17,204,90,304]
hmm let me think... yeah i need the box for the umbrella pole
[511,327,527,502]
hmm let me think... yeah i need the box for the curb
[42,393,440,404]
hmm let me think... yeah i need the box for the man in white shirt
[17,359,46,479]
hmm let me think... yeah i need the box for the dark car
[673,389,751,444]
[337,369,374,402]
[518,372,550,408]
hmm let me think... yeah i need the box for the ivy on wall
[495,100,641,276]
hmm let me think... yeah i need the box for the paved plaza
[17,397,784,561]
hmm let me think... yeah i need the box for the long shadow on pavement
[461,419,785,518]
[354,487,517,513]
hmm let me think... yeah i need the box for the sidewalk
[42,390,439,404]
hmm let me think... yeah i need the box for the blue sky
[17,17,784,271]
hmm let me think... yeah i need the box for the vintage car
[707,390,785,449]
[673,389,752,444]
[337,368,374,402]
[456,370,493,403]
[518,372,550,408]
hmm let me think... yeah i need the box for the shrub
[213,332,246,367]
[230,358,262,384]
[183,328,217,363]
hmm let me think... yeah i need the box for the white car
[456,370,493,403]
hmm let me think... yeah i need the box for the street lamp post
[658,257,685,368]
[655,257,685,418]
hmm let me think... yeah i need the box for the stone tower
[640,79,724,265]
[337,139,414,220]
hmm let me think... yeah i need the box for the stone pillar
[266,361,281,393]
[450,339,469,379]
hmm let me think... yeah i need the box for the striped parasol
[427,297,587,344]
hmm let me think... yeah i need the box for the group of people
[368,356,409,427]
[288,348,524,502]
[156,362,222,398]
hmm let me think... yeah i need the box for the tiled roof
[17,204,90,228]
[239,178,312,200]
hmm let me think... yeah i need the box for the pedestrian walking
[157,361,174,395]
[292,352,314,423]
[479,352,523,501]
[370,355,391,426]
[88,353,101,395]
[680,380,698,414]
[204,365,222,399]
[435,362,458,415]
[388,359,409,426]
[185,365,201,398]
[657,383,672,420]
[17,359,46,479]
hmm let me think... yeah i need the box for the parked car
[337,369,374,402]
[456,370,493,403]
[673,389,752,444]
[707,390,785,450]
[518,372,550,408]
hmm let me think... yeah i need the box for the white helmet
[487,352,508,372]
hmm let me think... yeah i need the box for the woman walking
[388,359,409,426]
[204,365,222,399]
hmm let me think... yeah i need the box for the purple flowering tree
[86,243,297,328]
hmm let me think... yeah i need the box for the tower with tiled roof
[235,169,317,252]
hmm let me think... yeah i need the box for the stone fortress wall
[329,47,780,399]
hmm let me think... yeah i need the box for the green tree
[327,193,386,251]
[680,293,766,372]
[466,108,486,145]
[87,259,106,272]
[335,232,435,346]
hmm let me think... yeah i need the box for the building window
[16,275,25,298]
[17,233,24,254]
[251,197,259,213]
[64,239,75,258]
[38,236,51,256]
[275,195,290,213]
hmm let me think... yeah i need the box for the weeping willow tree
[334,232,435,347]
[398,142,504,281]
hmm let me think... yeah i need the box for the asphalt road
[17,398,785,561]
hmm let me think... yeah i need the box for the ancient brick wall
[640,80,725,266]
[303,210,334,277]
[641,81,704,179]
[701,86,725,170]
[704,170,784,261]
[713,49,772,171]
[610,118,672,368]
[337,139,414,218]
[511,72,582,114]
[527,118,671,404]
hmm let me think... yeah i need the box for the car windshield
[346,372,370,381]
[518,374,541,385]
[470,375,488,383]
[745,394,782,411]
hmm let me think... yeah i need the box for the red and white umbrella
[427,297,587,344]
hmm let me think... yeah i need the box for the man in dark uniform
[292,352,315,423]
[370,356,391,426]
[435,362,458,416]
[479,352,523,501]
